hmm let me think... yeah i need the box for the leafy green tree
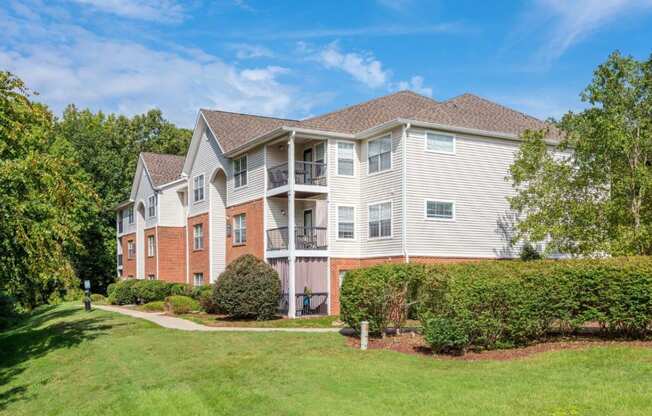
[0,72,98,308]
[509,52,652,256]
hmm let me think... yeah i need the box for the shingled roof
[141,152,185,187]
[200,90,559,154]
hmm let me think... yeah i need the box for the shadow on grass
[0,306,122,411]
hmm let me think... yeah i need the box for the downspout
[402,123,411,263]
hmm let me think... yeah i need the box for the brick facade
[226,198,264,263]
[188,213,209,284]
[329,256,483,315]
[120,233,137,278]
[157,226,187,283]
[144,227,157,279]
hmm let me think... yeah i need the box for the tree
[509,52,652,256]
[0,72,98,308]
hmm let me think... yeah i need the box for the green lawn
[2,303,652,416]
[177,312,342,328]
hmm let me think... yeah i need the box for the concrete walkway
[95,305,343,333]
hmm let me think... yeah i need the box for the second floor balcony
[266,226,328,251]
[267,161,327,191]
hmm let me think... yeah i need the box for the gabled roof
[140,152,185,187]
[198,90,560,157]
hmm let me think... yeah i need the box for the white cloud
[394,76,432,97]
[229,43,274,60]
[317,42,389,88]
[69,0,185,22]
[0,7,312,127]
[526,0,652,64]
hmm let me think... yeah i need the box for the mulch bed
[345,333,652,361]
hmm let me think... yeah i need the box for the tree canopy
[509,52,652,256]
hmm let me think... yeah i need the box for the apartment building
[115,90,558,317]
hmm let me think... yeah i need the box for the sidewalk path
[95,305,343,333]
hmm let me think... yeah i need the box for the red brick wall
[188,213,209,283]
[226,198,264,264]
[329,256,484,315]
[120,233,136,278]
[157,226,186,283]
[144,227,156,279]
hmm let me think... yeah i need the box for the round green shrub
[142,301,165,312]
[108,279,139,305]
[132,280,174,304]
[90,294,106,304]
[213,254,280,320]
[421,314,470,354]
[166,295,199,315]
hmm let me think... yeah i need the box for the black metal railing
[279,292,329,316]
[267,161,327,190]
[266,226,328,250]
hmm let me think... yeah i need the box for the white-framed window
[425,200,455,220]
[368,135,392,174]
[147,274,156,281]
[193,174,205,202]
[234,155,248,188]
[368,201,392,239]
[426,132,455,154]
[147,235,155,257]
[337,141,354,176]
[147,195,156,218]
[233,214,247,245]
[127,240,135,258]
[193,272,204,286]
[128,206,134,224]
[339,270,349,287]
[337,206,355,239]
[193,224,204,250]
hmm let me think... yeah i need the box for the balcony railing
[266,226,328,251]
[267,161,327,190]
[279,292,329,316]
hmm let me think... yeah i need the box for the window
[339,270,349,287]
[426,200,455,220]
[368,135,392,174]
[234,155,247,188]
[118,211,124,233]
[128,206,134,224]
[193,174,205,202]
[193,273,204,286]
[233,214,247,245]
[369,202,392,238]
[193,224,204,250]
[337,142,354,176]
[426,132,455,154]
[127,240,135,258]
[147,274,156,281]
[147,235,155,257]
[148,195,156,218]
[337,206,355,239]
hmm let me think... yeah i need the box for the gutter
[401,122,411,263]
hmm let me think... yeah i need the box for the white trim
[401,123,410,264]
[335,140,356,177]
[155,226,160,279]
[366,134,393,176]
[367,200,393,240]
[263,145,268,260]
[424,131,456,155]
[336,204,356,241]
[424,199,456,222]
[232,213,247,245]
[233,153,248,189]
[147,194,157,218]
[192,173,206,204]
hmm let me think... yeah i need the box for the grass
[1,303,651,416]
[179,312,342,328]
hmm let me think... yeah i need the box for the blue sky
[1,0,651,128]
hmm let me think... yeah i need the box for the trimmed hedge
[106,279,209,307]
[142,301,165,312]
[213,254,281,320]
[166,296,199,314]
[90,294,107,304]
[340,257,652,352]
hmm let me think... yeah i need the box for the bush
[421,314,469,354]
[106,279,192,305]
[340,264,424,335]
[108,279,139,305]
[213,254,281,320]
[166,296,199,315]
[64,287,84,302]
[132,280,174,304]
[520,242,542,261]
[90,294,106,304]
[142,301,165,312]
[0,292,19,329]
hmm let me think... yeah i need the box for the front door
[303,148,313,184]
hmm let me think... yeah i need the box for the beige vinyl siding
[158,183,186,227]
[134,169,158,229]
[359,128,404,257]
[405,128,521,258]
[327,138,361,258]
[227,144,265,207]
[188,125,227,216]
[266,197,288,229]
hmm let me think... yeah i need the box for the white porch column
[287,131,297,318]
